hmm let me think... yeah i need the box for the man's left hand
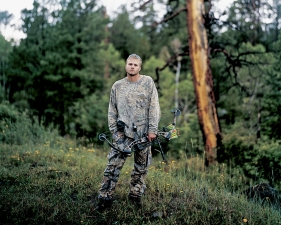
[148,132,157,142]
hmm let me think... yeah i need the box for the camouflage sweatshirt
[108,75,160,139]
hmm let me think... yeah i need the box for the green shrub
[256,141,281,187]
[219,129,281,189]
[0,102,61,145]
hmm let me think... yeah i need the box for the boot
[94,198,113,212]
[128,195,142,208]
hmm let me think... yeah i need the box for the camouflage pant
[98,131,152,200]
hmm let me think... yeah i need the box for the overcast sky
[0,0,232,42]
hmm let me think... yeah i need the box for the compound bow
[98,109,181,162]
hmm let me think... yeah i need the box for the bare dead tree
[186,0,222,166]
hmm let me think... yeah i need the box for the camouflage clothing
[108,75,160,139]
[98,133,152,200]
[98,75,160,201]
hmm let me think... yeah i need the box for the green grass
[0,139,281,225]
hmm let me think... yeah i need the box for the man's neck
[127,74,142,82]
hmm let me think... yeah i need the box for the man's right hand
[147,132,157,142]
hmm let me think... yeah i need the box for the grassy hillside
[0,137,281,225]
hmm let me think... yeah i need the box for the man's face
[125,58,141,76]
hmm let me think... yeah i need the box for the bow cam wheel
[98,133,107,141]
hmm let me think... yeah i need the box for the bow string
[98,108,181,162]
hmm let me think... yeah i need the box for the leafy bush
[256,141,281,186]
[0,102,60,145]
[218,127,281,189]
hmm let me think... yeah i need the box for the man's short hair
[127,54,142,66]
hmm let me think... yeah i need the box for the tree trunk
[186,0,222,166]
[175,59,181,109]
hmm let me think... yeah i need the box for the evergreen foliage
[0,34,12,102]
[262,34,281,139]
[6,0,109,135]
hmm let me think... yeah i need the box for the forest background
[1,0,281,189]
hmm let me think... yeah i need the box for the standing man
[96,54,160,211]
